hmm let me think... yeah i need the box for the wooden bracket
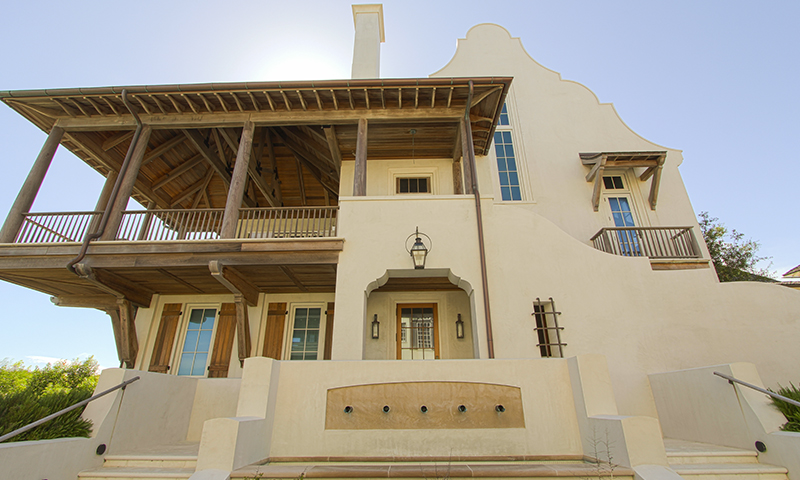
[209,260,259,306]
[74,263,153,308]
[234,294,252,367]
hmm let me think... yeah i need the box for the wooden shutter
[323,302,334,360]
[208,303,236,378]
[262,302,287,360]
[148,303,182,373]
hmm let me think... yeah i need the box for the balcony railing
[14,207,338,244]
[590,226,700,259]
[15,211,102,243]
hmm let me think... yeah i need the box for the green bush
[770,383,800,432]
[0,358,98,442]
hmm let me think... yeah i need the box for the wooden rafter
[152,153,205,190]
[296,157,307,206]
[170,167,213,207]
[323,126,343,171]
[142,134,187,166]
[102,131,135,151]
[279,265,309,293]
[209,260,259,306]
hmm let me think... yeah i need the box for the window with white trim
[493,103,522,201]
[286,305,325,360]
[177,307,217,376]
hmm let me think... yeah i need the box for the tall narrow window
[494,131,521,201]
[289,307,322,360]
[177,308,216,376]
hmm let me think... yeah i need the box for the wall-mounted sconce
[371,314,380,339]
[455,314,464,339]
[405,227,431,269]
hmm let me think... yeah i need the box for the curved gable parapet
[431,23,679,157]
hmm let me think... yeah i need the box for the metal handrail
[713,371,800,408]
[0,376,140,443]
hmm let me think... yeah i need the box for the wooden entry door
[396,304,439,360]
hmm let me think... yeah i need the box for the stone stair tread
[232,462,635,478]
[670,463,788,475]
[79,466,194,478]
[663,438,756,457]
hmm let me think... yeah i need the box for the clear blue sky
[1,1,797,369]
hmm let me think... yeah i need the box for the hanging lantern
[371,314,380,339]
[406,227,431,269]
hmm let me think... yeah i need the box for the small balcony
[590,226,701,260]
[14,206,338,244]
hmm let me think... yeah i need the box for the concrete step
[102,455,197,469]
[671,462,788,480]
[664,438,758,464]
[78,466,194,480]
[231,460,636,479]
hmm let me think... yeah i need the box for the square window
[396,177,431,194]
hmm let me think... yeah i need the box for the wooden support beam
[0,126,64,243]
[452,125,464,195]
[353,118,367,196]
[183,129,232,187]
[220,121,255,238]
[116,298,139,368]
[64,132,169,209]
[279,265,309,292]
[274,131,339,197]
[51,294,118,310]
[191,171,214,209]
[219,127,279,208]
[153,153,204,190]
[280,126,335,167]
[101,125,153,241]
[272,128,336,180]
[323,126,343,171]
[460,119,474,195]
[590,155,608,212]
[296,158,307,206]
[102,131,134,151]
[73,263,154,308]
[648,160,665,210]
[142,134,187,166]
[234,295,252,367]
[265,128,283,206]
[209,260,260,306]
[171,167,213,207]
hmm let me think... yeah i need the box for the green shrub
[0,358,98,442]
[770,383,800,432]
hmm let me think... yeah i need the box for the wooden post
[460,119,474,195]
[0,126,64,243]
[136,201,156,240]
[234,295,252,367]
[88,171,119,234]
[117,298,139,368]
[100,125,153,240]
[353,118,368,196]
[220,121,255,239]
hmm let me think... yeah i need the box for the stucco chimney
[351,4,385,79]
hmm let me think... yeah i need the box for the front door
[396,304,439,359]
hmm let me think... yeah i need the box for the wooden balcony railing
[15,211,102,243]
[14,207,338,244]
[590,226,700,259]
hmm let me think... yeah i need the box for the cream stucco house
[1,5,799,480]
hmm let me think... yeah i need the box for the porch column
[353,118,367,196]
[87,171,118,234]
[460,119,474,195]
[0,126,64,243]
[220,121,256,239]
[100,125,153,241]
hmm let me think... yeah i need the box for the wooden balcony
[15,206,337,243]
[590,226,701,260]
[0,206,342,309]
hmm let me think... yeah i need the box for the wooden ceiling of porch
[1,78,511,211]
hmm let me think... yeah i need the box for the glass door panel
[397,304,439,360]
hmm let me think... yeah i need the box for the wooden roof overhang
[580,151,667,211]
[0,239,343,309]
[1,77,511,210]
